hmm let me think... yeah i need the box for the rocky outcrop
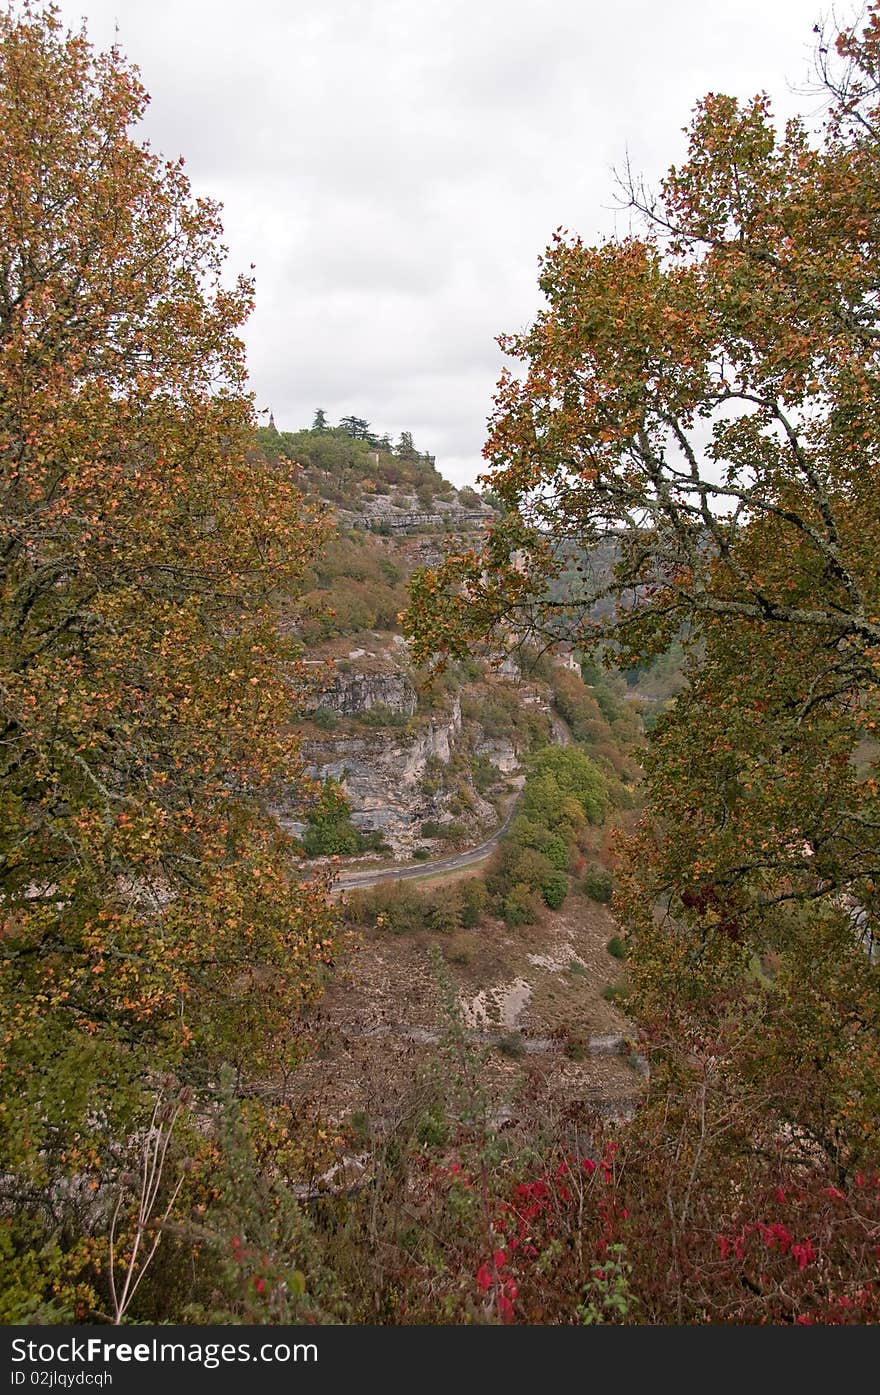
[288,620,573,856]
[473,735,518,773]
[337,489,494,536]
[297,698,467,849]
[351,508,491,533]
[320,669,416,718]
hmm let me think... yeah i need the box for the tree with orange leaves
[407,7,880,1179]
[0,6,333,1318]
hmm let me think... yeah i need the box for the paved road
[335,802,519,891]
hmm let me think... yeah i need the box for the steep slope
[257,422,645,860]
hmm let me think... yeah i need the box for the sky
[55,0,830,487]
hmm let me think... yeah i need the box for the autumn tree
[0,6,333,1318]
[406,6,880,1172]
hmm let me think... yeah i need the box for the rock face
[473,735,518,774]
[321,669,416,718]
[301,697,467,846]
[288,625,569,856]
[338,492,493,535]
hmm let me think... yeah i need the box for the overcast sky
[56,0,828,486]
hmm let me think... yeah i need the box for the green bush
[415,1111,449,1148]
[541,870,569,910]
[523,745,607,826]
[471,754,498,793]
[582,864,614,903]
[601,980,628,1004]
[302,778,363,856]
[543,834,570,871]
[426,897,463,934]
[459,879,488,928]
[358,831,393,854]
[354,706,409,729]
[345,882,428,934]
[309,706,340,730]
[508,845,556,893]
[607,935,627,960]
[502,882,542,928]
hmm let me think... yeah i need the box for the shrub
[497,1032,526,1059]
[524,745,607,825]
[415,1111,450,1148]
[444,932,480,965]
[601,980,628,1004]
[582,864,614,903]
[607,935,627,960]
[459,879,488,928]
[426,897,463,934]
[471,754,498,794]
[543,834,570,871]
[502,883,542,928]
[541,871,569,910]
[310,706,340,730]
[354,707,409,729]
[358,831,393,854]
[302,778,364,856]
[348,882,428,934]
[509,846,556,893]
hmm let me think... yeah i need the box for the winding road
[334,798,520,892]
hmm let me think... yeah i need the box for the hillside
[255,421,646,863]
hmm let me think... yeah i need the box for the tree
[0,7,334,1316]
[395,430,418,461]
[406,6,880,1175]
[407,8,880,678]
[339,414,371,440]
[312,407,328,431]
[524,745,606,825]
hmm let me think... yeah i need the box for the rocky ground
[281,889,645,1180]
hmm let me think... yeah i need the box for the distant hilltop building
[552,643,580,672]
[267,410,278,433]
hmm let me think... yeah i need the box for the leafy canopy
[405,5,880,1173]
[0,1,334,1265]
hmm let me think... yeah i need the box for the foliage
[458,879,488,928]
[404,0,880,1251]
[523,745,607,826]
[0,7,334,1316]
[301,778,364,856]
[502,882,542,928]
[582,864,614,904]
[483,744,607,918]
[296,530,411,641]
[257,420,445,513]
[541,870,568,911]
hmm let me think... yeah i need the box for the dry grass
[286,891,644,1127]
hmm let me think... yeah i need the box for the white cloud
[56,0,825,484]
